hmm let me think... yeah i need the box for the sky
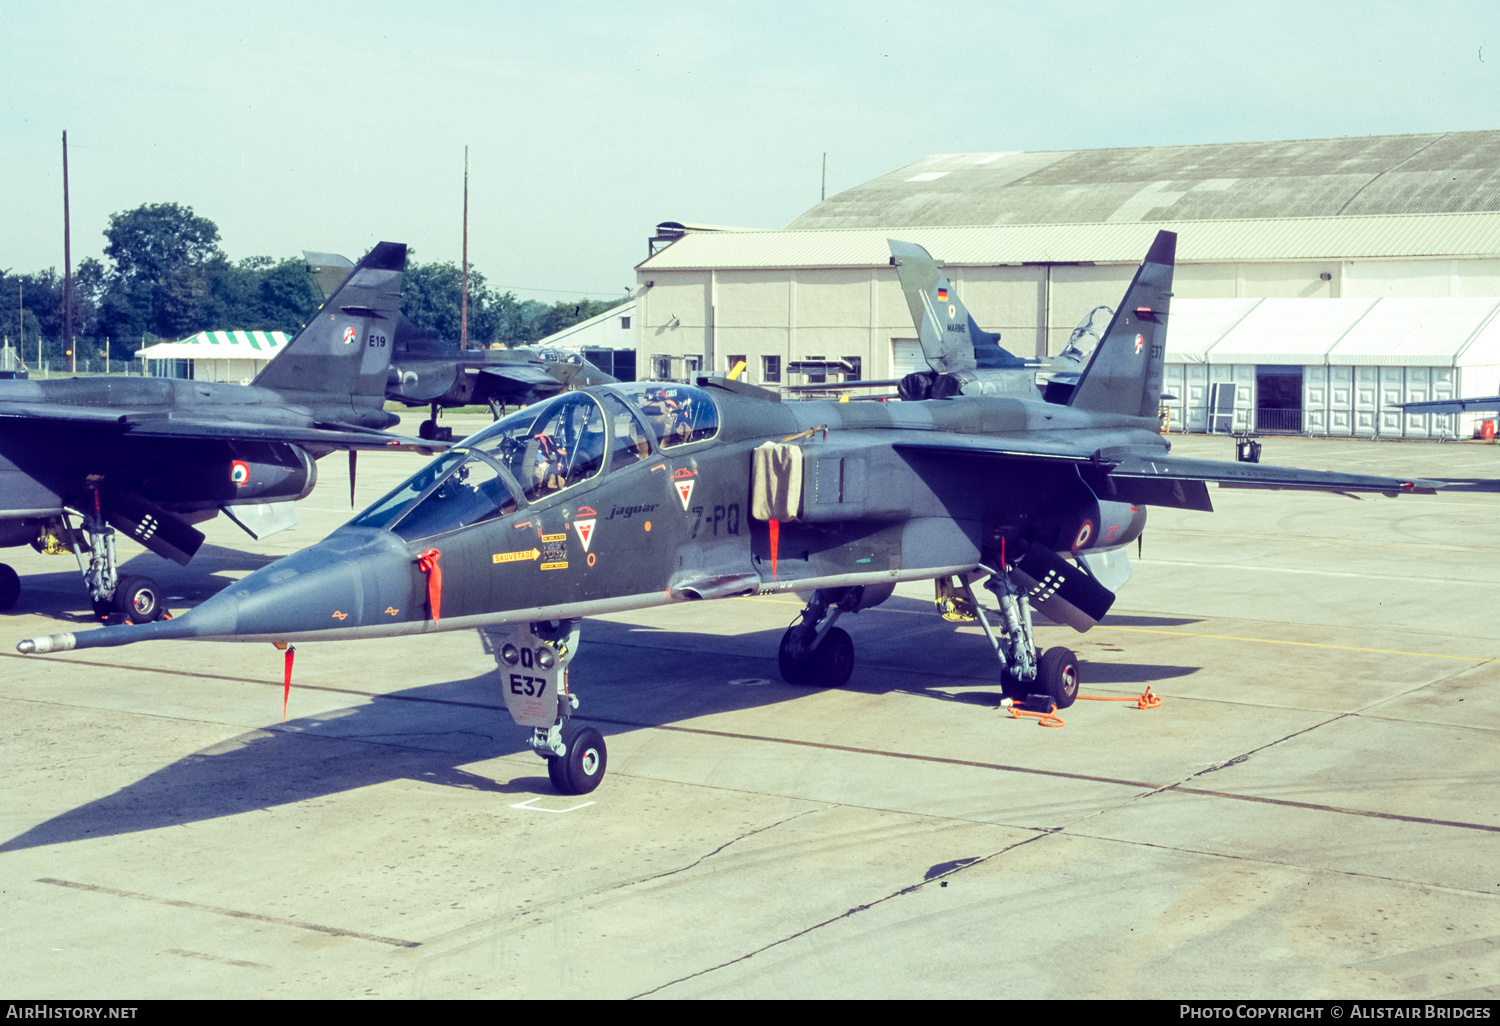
[3,1,1498,302]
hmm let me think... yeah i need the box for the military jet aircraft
[309,250,619,439]
[387,336,618,440]
[788,248,1100,403]
[0,241,432,620]
[18,231,1439,798]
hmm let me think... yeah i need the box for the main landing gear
[481,618,607,796]
[948,562,1078,711]
[30,508,167,625]
[777,587,861,687]
[419,402,454,443]
[0,563,19,612]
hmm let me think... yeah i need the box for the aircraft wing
[893,436,1441,512]
[1397,396,1500,414]
[0,402,163,424]
[477,364,560,386]
[117,417,446,452]
[0,404,444,452]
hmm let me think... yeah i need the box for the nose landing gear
[481,618,607,796]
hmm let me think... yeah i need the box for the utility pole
[63,130,74,374]
[821,152,827,202]
[461,146,469,351]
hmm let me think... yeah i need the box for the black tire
[778,627,816,686]
[553,722,607,795]
[0,563,18,612]
[811,626,855,687]
[546,752,568,792]
[419,419,438,440]
[1036,647,1080,710]
[115,575,163,624]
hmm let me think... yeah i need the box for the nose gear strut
[481,618,607,795]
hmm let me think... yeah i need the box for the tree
[99,202,224,339]
[401,260,516,346]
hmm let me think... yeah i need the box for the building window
[762,355,781,383]
[652,354,673,379]
[727,354,747,377]
[842,356,862,382]
[620,316,631,329]
[684,355,702,377]
[803,355,826,384]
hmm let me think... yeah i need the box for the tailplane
[1066,231,1175,419]
[253,241,407,427]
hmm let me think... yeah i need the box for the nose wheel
[546,721,608,795]
[481,618,611,796]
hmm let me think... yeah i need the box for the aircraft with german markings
[0,242,440,622]
[18,231,1440,796]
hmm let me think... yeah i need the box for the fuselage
[154,381,1164,646]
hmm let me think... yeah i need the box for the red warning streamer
[418,548,443,622]
[769,518,779,581]
[282,645,295,721]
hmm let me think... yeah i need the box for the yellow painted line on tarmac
[740,596,1500,662]
[1096,625,1499,664]
[740,598,1500,662]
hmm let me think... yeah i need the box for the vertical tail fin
[252,242,407,419]
[1067,231,1175,418]
[888,240,1027,373]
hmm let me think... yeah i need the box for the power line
[494,283,629,298]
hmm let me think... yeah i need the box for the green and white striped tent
[136,330,290,383]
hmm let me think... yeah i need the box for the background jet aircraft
[0,241,433,621]
[308,251,618,440]
[787,245,1097,403]
[18,231,1439,797]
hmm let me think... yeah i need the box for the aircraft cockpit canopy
[347,385,720,542]
[618,383,719,448]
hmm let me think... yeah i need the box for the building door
[1255,365,1303,433]
[1208,382,1237,434]
[891,338,924,378]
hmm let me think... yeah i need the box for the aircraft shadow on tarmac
[0,604,1202,854]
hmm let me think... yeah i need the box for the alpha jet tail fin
[252,241,408,427]
[1067,231,1175,419]
[889,240,1030,387]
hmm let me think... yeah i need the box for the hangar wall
[637,250,1500,391]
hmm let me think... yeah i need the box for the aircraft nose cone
[203,527,421,640]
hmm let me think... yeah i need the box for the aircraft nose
[17,528,422,654]
[218,527,421,639]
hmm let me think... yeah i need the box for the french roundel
[231,460,251,487]
[1073,519,1094,550]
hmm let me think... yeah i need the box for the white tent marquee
[136,331,289,384]
[1163,298,1500,437]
